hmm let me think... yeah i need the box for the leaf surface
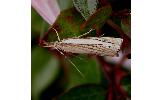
[59,85,107,100]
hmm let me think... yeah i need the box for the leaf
[67,55,102,89]
[59,85,107,100]
[87,0,99,16]
[81,5,112,30]
[31,46,60,100]
[73,0,99,20]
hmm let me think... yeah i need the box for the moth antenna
[54,47,85,78]
[51,28,61,42]
[77,28,94,38]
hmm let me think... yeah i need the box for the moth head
[43,41,58,48]
[53,41,59,46]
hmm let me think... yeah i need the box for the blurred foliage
[31,8,49,39]
[59,85,107,100]
[121,74,131,97]
[67,55,102,89]
[32,46,60,100]
[32,0,131,100]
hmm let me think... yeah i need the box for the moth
[44,28,123,57]
[43,28,123,77]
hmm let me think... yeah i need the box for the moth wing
[101,37,123,45]
[88,37,123,46]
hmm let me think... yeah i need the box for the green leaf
[67,55,102,89]
[59,85,107,100]
[32,46,60,100]
[81,5,112,30]
[73,0,99,20]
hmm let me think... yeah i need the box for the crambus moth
[44,28,123,57]
[43,28,123,77]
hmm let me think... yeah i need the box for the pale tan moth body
[43,28,123,77]
[46,37,122,56]
[44,28,123,56]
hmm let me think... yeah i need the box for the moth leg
[77,28,94,38]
